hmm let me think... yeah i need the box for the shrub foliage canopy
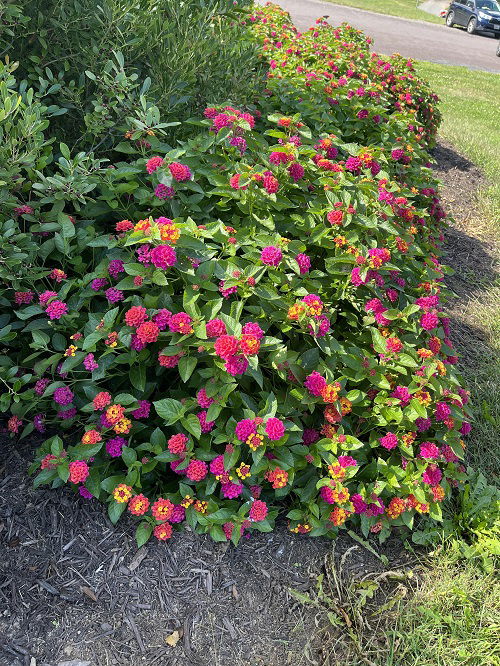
[0,3,477,546]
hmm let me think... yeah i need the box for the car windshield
[477,0,500,9]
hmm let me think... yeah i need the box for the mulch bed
[0,437,410,666]
[433,140,498,367]
[0,139,495,666]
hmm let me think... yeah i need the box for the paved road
[258,0,500,72]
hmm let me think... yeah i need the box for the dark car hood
[479,9,500,17]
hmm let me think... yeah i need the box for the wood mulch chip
[0,437,411,666]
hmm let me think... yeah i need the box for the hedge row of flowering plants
[2,2,474,548]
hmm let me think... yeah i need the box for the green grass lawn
[324,0,445,24]
[416,61,500,214]
[385,549,500,666]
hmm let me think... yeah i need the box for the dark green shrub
[6,0,263,147]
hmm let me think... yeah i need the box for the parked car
[445,0,500,35]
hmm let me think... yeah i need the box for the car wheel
[446,11,455,26]
[497,41,500,56]
[467,17,477,33]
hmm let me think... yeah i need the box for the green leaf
[260,392,278,418]
[209,525,227,542]
[248,366,263,389]
[154,398,185,424]
[85,468,101,499]
[346,389,363,403]
[88,236,115,248]
[16,305,44,320]
[101,475,125,493]
[69,442,103,459]
[33,354,62,375]
[91,353,114,381]
[178,356,197,382]
[205,508,233,523]
[52,333,66,351]
[185,505,198,531]
[59,212,75,238]
[371,329,387,354]
[152,269,168,285]
[122,446,138,466]
[124,263,146,276]
[82,331,103,350]
[151,427,166,447]
[398,354,419,368]
[181,413,202,439]
[371,374,391,390]
[60,144,71,164]
[103,307,119,328]
[60,351,85,373]
[57,463,70,483]
[129,364,146,391]
[155,451,177,462]
[31,330,50,347]
[230,523,242,546]
[202,298,223,320]
[114,393,137,405]
[380,407,403,424]
[136,522,153,548]
[287,509,303,520]
[114,141,139,154]
[50,436,64,455]
[108,501,127,525]
[300,347,320,372]
[429,502,443,522]
[34,468,57,488]
[401,512,414,529]
[409,398,427,418]
[224,446,240,471]
[206,402,222,422]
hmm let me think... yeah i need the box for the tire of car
[446,11,455,26]
[497,41,500,56]
[467,16,477,33]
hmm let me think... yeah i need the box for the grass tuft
[388,550,500,666]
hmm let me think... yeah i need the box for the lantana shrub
[3,3,474,547]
